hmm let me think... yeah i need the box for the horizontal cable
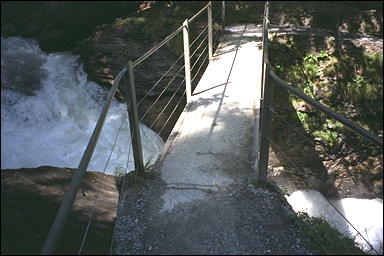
[133,2,211,67]
[267,137,379,254]
[190,34,209,60]
[191,49,209,83]
[270,109,341,164]
[158,89,187,136]
[78,110,127,254]
[137,52,184,107]
[139,64,185,122]
[190,24,209,48]
[147,77,186,131]
[270,108,318,147]
[133,26,184,68]
[269,69,383,148]
[191,44,208,72]
[188,3,210,23]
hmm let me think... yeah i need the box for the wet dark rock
[1,1,140,52]
[73,20,184,102]
[1,166,119,254]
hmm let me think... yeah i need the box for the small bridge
[41,2,382,255]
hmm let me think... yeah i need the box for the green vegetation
[251,179,365,254]
[114,157,155,190]
[269,34,383,151]
[113,2,224,58]
[290,212,367,255]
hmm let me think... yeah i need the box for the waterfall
[1,36,164,174]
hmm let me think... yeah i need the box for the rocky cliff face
[1,166,119,254]
[1,1,139,52]
[73,18,184,103]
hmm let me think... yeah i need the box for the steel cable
[191,44,208,72]
[147,78,186,131]
[78,111,127,254]
[158,89,187,137]
[109,134,133,255]
[191,52,209,84]
[137,52,184,107]
[139,64,185,122]
[190,34,209,60]
[190,24,209,48]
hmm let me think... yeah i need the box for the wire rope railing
[41,1,226,254]
[77,110,128,254]
[258,1,382,254]
[137,52,185,107]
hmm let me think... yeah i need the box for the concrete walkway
[158,24,262,208]
[113,24,314,255]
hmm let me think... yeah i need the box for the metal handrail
[257,1,383,182]
[133,25,185,68]
[41,1,222,254]
[133,2,211,68]
[40,67,128,254]
[189,2,210,23]
[269,68,383,148]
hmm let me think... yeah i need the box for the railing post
[40,69,128,255]
[222,1,225,29]
[126,61,145,173]
[258,63,273,181]
[183,19,192,103]
[257,1,271,182]
[208,1,213,61]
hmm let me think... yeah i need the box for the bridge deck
[113,24,313,255]
[160,24,262,196]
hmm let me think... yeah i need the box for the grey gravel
[113,175,316,255]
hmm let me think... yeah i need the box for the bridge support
[183,19,192,103]
[222,1,225,29]
[256,1,271,182]
[257,64,273,181]
[208,1,213,61]
[126,60,145,173]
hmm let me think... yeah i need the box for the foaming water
[286,190,383,254]
[1,36,164,174]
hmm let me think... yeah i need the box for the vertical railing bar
[126,61,145,173]
[208,1,213,61]
[183,19,192,103]
[258,63,272,181]
[222,1,225,30]
[257,1,271,182]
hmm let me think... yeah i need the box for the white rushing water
[286,190,383,254]
[1,36,164,174]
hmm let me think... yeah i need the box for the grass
[290,212,368,255]
[251,179,366,254]
[114,157,155,190]
[269,35,383,151]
